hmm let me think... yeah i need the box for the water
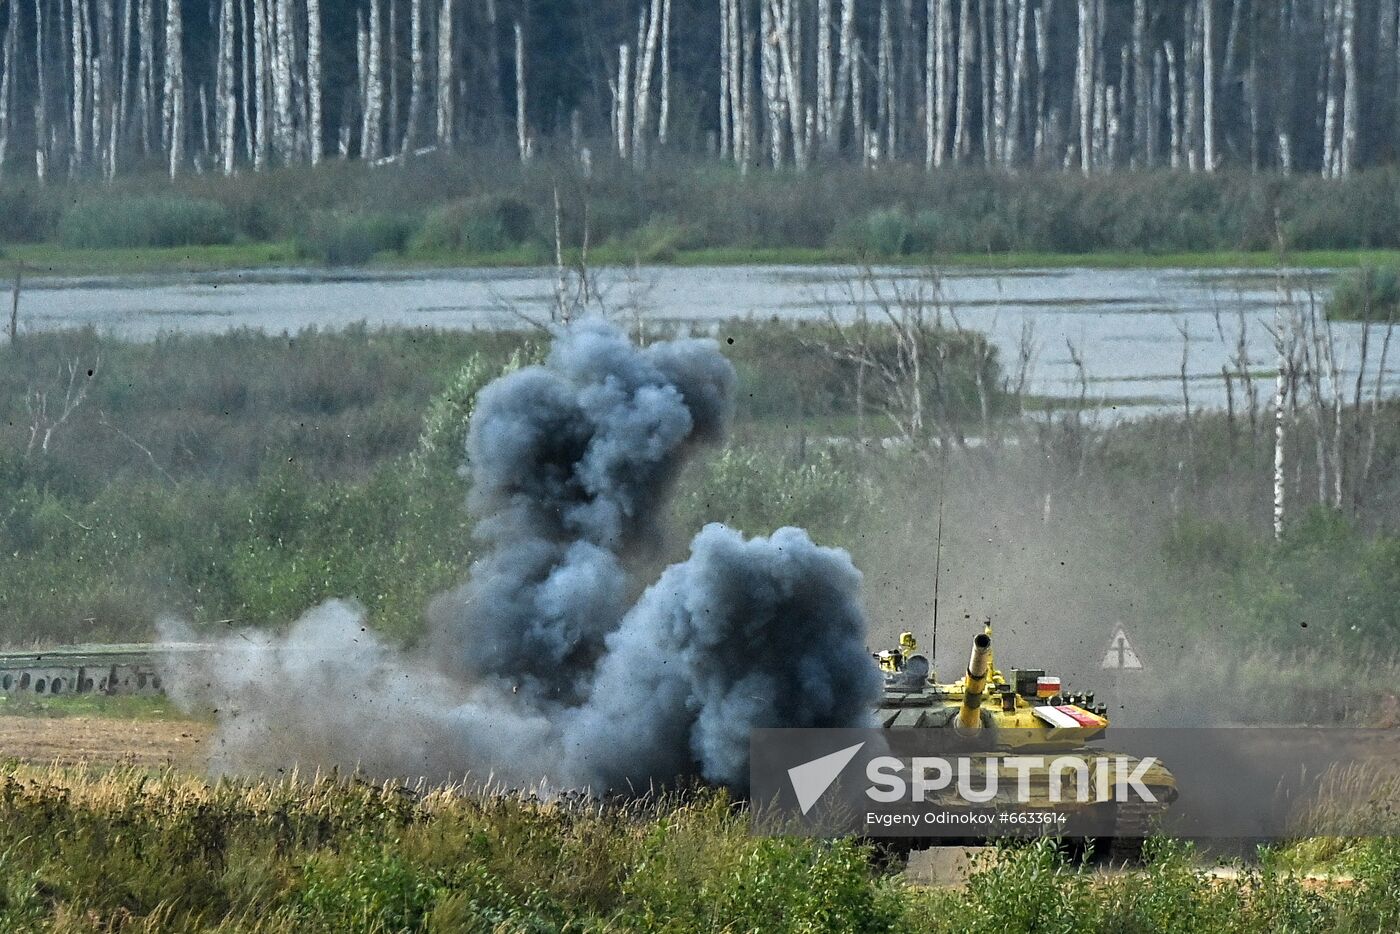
[13,264,1399,417]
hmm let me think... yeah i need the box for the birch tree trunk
[632,0,662,164]
[954,0,973,158]
[1033,0,1050,162]
[1004,0,1028,166]
[831,0,855,151]
[616,42,630,158]
[435,0,451,146]
[1202,0,1215,171]
[253,0,270,167]
[993,0,1007,163]
[1184,2,1200,171]
[514,20,528,161]
[402,0,425,154]
[34,0,49,178]
[876,1,891,162]
[719,0,731,157]
[308,0,323,163]
[658,0,671,144]
[365,0,383,161]
[1340,0,1357,174]
[164,0,184,176]
[1076,0,1093,173]
[933,0,952,166]
[1132,0,1147,165]
[818,0,832,143]
[273,0,293,161]
[73,0,89,171]
[1166,39,1181,168]
[219,0,237,173]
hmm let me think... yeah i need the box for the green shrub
[57,195,235,248]
[1328,266,1400,321]
[409,195,535,255]
[0,186,59,243]
[295,211,417,265]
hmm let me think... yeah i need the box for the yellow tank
[873,624,1177,858]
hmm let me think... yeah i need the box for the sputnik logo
[787,742,866,815]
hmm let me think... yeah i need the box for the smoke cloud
[167,320,880,790]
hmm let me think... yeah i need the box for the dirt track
[0,715,210,769]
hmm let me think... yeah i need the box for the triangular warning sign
[1101,627,1145,670]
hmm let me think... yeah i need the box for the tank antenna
[931,460,946,665]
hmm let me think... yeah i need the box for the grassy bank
[0,764,1393,932]
[5,240,1400,280]
[6,156,1400,275]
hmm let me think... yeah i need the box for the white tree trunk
[1004,0,1028,166]
[658,0,672,144]
[719,0,731,157]
[73,0,89,170]
[772,0,807,168]
[219,0,237,173]
[954,0,973,158]
[818,0,832,142]
[273,0,293,161]
[832,0,855,150]
[515,20,528,161]
[615,42,631,158]
[402,0,425,154]
[1166,40,1180,169]
[34,0,49,178]
[993,0,1007,163]
[164,0,184,176]
[435,0,452,146]
[1132,0,1147,165]
[1184,2,1200,171]
[760,0,782,167]
[366,0,383,161]
[1340,0,1358,174]
[632,0,662,163]
[1032,0,1051,162]
[1076,0,1093,173]
[1202,0,1215,171]
[253,0,270,167]
[308,0,323,163]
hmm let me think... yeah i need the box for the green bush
[1328,266,1400,321]
[296,211,417,265]
[0,186,59,243]
[409,195,535,255]
[57,195,235,248]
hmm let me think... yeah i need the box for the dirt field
[0,715,210,769]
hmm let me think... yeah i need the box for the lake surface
[13,264,1398,417]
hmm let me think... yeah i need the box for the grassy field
[0,762,1390,932]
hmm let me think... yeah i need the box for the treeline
[4,0,1400,180]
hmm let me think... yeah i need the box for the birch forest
[2,0,1400,179]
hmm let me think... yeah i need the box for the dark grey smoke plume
[167,320,879,791]
[430,320,735,700]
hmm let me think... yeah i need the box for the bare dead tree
[26,355,102,457]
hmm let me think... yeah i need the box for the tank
[874,625,1176,860]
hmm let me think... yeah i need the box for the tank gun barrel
[956,632,993,729]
